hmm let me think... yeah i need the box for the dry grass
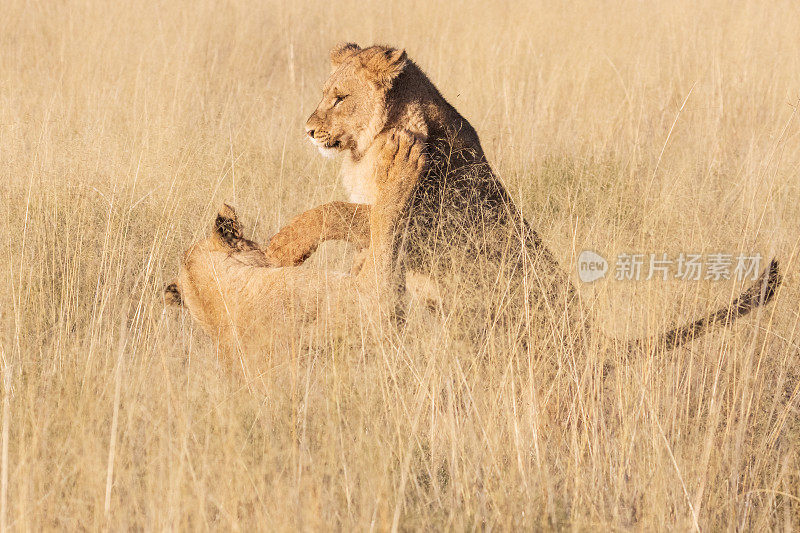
[1,0,799,529]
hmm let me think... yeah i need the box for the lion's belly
[340,155,377,204]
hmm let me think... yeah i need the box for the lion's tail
[627,258,781,352]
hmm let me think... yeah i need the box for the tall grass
[1,0,798,528]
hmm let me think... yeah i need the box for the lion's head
[305,43,408,158]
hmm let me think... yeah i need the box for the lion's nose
[306,128,315,139]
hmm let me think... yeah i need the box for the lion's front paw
[376,129,427,184]
[263,229,314,267]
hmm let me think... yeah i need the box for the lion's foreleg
[264,201,371,266]
[358,131,426,320]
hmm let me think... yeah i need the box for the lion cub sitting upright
[265,43,579,338]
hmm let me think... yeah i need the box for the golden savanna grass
[1,0,799,529]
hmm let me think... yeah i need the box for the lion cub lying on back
[164,205,367,366]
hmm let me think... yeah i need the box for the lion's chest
[340,154,377,204]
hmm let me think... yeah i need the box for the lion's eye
[333,95,347,107]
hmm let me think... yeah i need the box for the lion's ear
[362,47,408,88]
[164,282,183,307]
[214,203,243,248]
[330,42,361,69]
